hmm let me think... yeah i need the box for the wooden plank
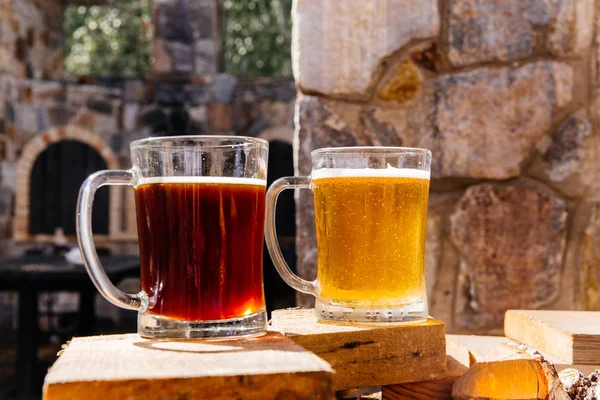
[43,332,334,400]
[505,310,600,364]
[443,338,471,376]
[270,308,447,391]
[452,342,570,400]
[447,334,506,364]
[382,337,470,400]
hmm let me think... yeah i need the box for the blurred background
[0,0,297,398]
[1,0,600,398]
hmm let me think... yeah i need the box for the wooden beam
[43,332,334,400]
[270,308,447,391]
[505,310,600,364]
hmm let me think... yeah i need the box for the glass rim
[130,135,268,150]
[311,146,432,157]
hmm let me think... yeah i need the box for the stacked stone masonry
[0,75,295,253]
[293,0,600,333]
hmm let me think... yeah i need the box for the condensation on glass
[265,147,432,323]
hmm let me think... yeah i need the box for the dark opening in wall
[29,140,109,235]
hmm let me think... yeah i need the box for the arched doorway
[29,140,109,236]
[14,125,123,242]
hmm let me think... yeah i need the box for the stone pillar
[152,0,220,77]
[292,0,599,334]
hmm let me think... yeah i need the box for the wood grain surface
[43,332,334,400]
[382,337,470,400]
[270,308,447,390]
[505,310,600,364]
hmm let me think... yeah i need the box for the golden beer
[312,169,429,309]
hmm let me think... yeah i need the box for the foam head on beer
[135,176,267,187]
[311,165,430,309]
[311,165,430,180]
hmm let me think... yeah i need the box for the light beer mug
[265,147,431,323]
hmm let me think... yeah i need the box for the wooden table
[0,255,139,399]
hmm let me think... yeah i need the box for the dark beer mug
[77,136,269,339]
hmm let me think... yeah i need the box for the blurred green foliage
[64,0,292,77]
[220,0,292,76]
[64,0,153,77]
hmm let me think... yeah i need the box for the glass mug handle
[265,176,316,295]
[76,170,148,312]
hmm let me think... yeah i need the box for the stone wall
[0,0,64,80]
[0,75,294,254]
[152,0,219,77]
[293,0,600,334]
[0,0,64,257]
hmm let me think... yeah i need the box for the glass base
[315,298,427,323]
[138,308,267,339]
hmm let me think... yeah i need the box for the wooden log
[488,340,600,376]
[505,310,600,364]
[270,308,447,391]
[452,341,570,400]
[449,334,600,375]
[382,337,470,400]
[43,332,334,400]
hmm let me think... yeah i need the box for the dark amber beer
[135,177,266,321]
[312,169,430,310]
[78,136,268,338]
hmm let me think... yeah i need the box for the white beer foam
[312,167,430,181]
[136,176,266,187]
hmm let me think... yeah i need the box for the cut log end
[452,342,569,400]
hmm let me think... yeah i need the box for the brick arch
[14,125,121,242]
